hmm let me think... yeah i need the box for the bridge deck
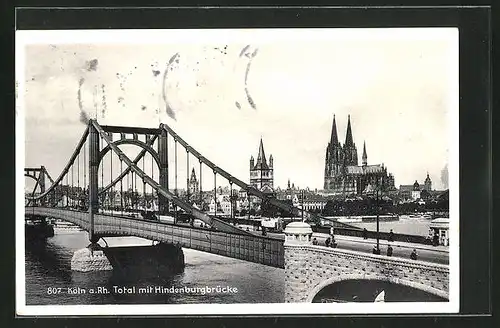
[25,206,285,268]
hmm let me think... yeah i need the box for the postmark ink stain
[85,59,99,71]
[162,53,180,120]
[239,45,250,57]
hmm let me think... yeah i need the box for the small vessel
[374,290,385,303]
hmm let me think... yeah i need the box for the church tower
[324,115,343,190]
[250,138,274,194]
[424,172,432,191]
[188,168,199,195]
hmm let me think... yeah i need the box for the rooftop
[347,164,385,175]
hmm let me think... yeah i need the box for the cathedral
[324,115,395,195]
[249,138,274,194]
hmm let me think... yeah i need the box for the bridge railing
[95,214,285,268]
[312,226,433,245]
[25,206,89,231]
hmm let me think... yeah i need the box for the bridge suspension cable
[174,140,178,196]
[26,126,90,201]
[159,123,358,229]
[199,159,202,206]
[120,158,124,216]
[142,155,145,208]
[186,149,189,201]
[84,139,87,199]
[110,149,113,211]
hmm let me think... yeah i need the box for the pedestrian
[433,233,439,246]
[312,238,318,245]
[363,228,368,240]
[388,229,394,242]
[325,237,331,248]
[372,245,380,255]
[410,249,418,260]
[386,245,393,257]
[331,236,338,248]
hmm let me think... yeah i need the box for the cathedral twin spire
[329,114,356,147]
[327,114,365,167]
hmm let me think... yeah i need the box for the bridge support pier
[70,241,185,274]
[71,242,113,272]
[25,216,54,240]
[103,243,185,276]
[283,222,314,303]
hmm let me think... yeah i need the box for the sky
[18,28,458,192]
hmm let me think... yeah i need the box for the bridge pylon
[158,127,169,215]
[88,120,100,243]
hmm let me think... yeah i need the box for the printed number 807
[47,287,62,295]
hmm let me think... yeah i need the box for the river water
[25,232,284,305]
[25,219,437,305]
[350,217,432,236]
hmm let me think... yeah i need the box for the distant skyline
[18,29,457,192]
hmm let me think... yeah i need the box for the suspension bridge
[24,120,450,301]
[24,119,357,268]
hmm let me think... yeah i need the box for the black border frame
[2,4,494,328]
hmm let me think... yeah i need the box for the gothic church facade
[324,115,395,195]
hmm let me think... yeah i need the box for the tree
[261,200,279,218]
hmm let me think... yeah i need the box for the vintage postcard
[16,28,459,316]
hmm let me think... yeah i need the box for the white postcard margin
[15,28,460,316]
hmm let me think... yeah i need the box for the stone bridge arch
[283,222,449,303]
[305,272,449,303]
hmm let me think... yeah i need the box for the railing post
[158,128,169,215]
[88,120,100,243]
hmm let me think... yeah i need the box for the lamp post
[375,176,384,254]
[301,189,305,222]
[376,181,380,253]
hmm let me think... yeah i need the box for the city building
[399,173,433,201]
[412,181,421,200]
[323,115,395,195]
[208,192,240,217]
[276,180,328,212]
[249,138,274,194]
